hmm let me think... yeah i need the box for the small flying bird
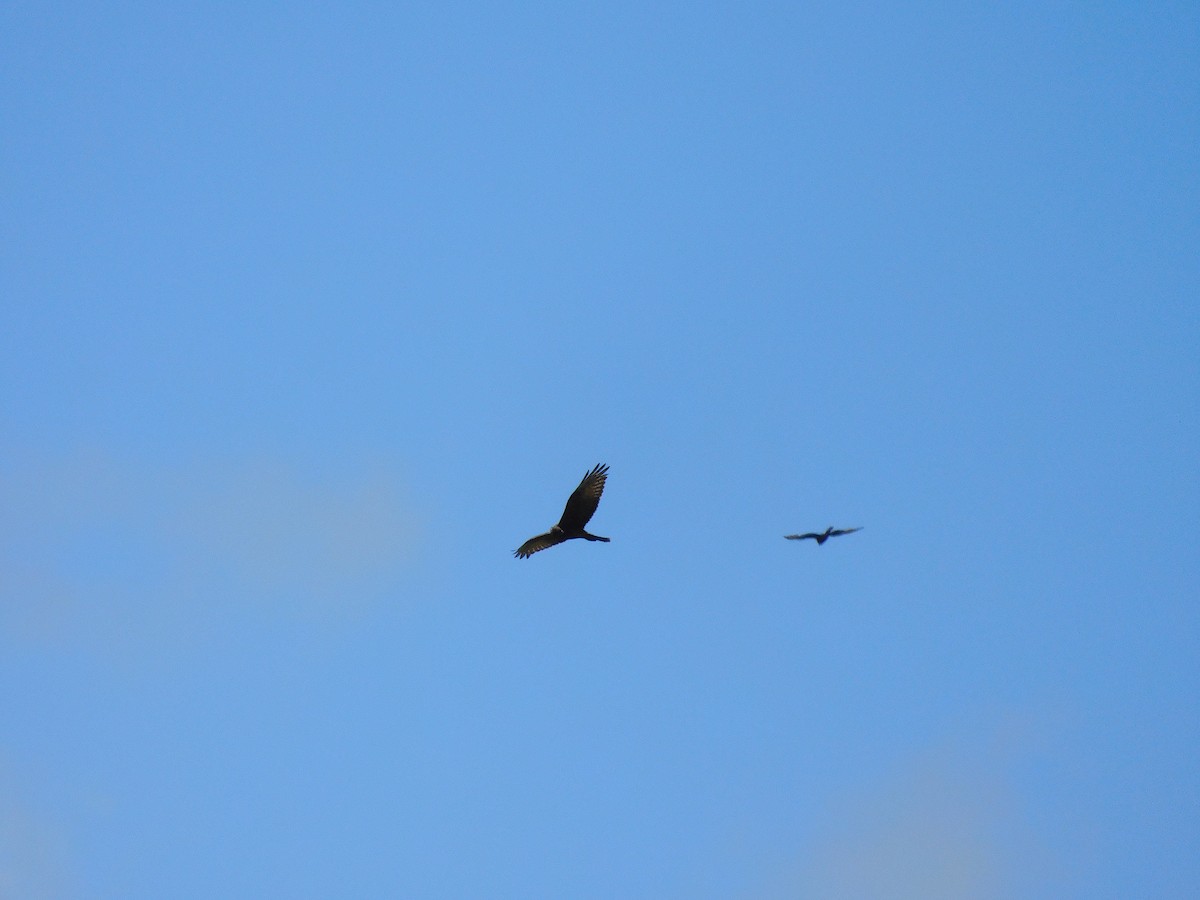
[514,464,611,559]
[784,526,863,545]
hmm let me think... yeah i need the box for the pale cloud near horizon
[0,450,421,652]
[0,767,75,900]
[751,716,1059,900]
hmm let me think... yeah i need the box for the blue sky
[2,2,1196,897]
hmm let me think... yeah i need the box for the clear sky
[2,2,1196,897]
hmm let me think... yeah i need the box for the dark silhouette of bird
[785,526,862,545]
[514,464,611,559]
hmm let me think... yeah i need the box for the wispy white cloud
[798,764,1009,899]
[0,450,420,651]
[751,717,1055,900]
[0,767,76,900]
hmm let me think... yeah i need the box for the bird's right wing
[784,533,819,541]
[515,530,567,559]
[558,463,609,531]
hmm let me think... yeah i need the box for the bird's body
[515,464,610,559]
[785,526,862,545]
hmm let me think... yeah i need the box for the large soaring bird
[785,526,862,545]
[514,464,611,559]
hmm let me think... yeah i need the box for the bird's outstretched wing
[784,533,820,541]
[514,530,568,559]
[558,464,608,531]
[829,527,863,537]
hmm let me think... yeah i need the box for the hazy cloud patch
[0,450,419,651]
[754,718,1054,900]
[0,768,75,900]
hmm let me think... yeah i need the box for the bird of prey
[784,526,863,545]
[514,464,611,559]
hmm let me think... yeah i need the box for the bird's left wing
[558,463,609,531]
